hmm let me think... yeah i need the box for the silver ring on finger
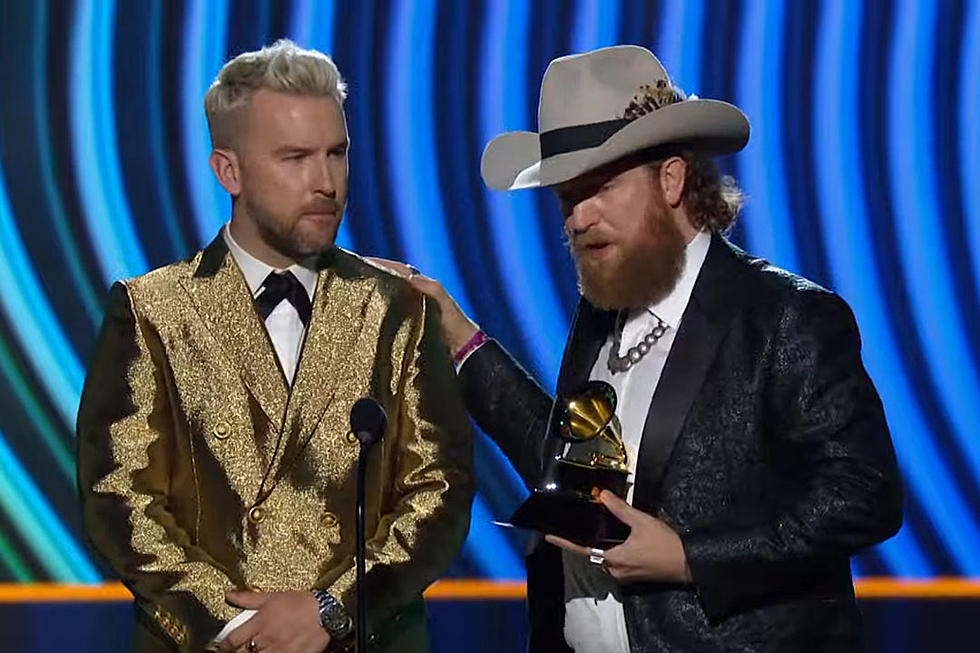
[588,547,605,566]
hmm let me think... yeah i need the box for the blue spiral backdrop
[0,0,978,586]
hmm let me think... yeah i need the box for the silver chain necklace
[607,310,669,374]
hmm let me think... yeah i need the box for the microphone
[350,397,387,447]
[349,397,386,652]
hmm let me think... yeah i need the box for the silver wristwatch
[312,590,353,641]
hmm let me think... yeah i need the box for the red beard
[572,195,687,311]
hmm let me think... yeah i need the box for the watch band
[312,590,353,642]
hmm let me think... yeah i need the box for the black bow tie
[254,271,312,326]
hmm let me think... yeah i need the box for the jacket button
[322,512,338,527]
[248,506,265,524]
[346,430,358,444]
[213,422,231,440]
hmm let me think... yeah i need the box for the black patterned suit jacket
[458,234,902,652]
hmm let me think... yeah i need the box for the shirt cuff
[212,609,256,643]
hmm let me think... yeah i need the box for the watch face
[329,615,353,638]
[316,592,352,636]
[324,610,349,632]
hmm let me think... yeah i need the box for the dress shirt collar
[222,223,318,300]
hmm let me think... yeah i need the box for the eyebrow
[556,174,604,197]
[272,141,349,156]
[273,146,312,155]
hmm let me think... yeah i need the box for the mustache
[302,198,340,214]
[567,233,610,256]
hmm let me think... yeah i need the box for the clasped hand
[219,590,330,653]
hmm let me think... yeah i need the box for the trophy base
[502,490,630,548]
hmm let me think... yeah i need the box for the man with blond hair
[77,40,472,653]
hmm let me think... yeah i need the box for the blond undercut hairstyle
[204,39,348,149]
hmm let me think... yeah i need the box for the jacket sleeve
[456,339,555,488]
[682,290,903,620]
[324,295,474,634]
[77,282,239,651]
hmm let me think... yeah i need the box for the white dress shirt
[223,224,317,385]
[562,230,711,653]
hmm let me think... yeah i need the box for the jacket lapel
[180,234,289,437]
[268,250,376,484]
[537,301,615,483]
[556,301,616,396]
[632,235,745,509]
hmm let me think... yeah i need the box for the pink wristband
[453,330,488,365]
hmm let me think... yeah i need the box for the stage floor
[0,593,977,651]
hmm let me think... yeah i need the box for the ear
[658,156,687,208]
[209,148,241,196]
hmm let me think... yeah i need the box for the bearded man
[396,45,902,652]
[76,40,472,653]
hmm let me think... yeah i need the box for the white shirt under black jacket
[562,230,711,653]
[223,223,317,385]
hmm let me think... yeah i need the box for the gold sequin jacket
[76,236,473,652]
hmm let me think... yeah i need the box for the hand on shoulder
[366,257,481,357]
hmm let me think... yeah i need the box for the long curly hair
[672,150,743,234]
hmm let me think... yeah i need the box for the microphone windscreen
[350,397,387,445]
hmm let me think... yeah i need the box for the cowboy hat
[480,45,750,191]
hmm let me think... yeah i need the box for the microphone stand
[349,396,385,653]
[355,435,371,653]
